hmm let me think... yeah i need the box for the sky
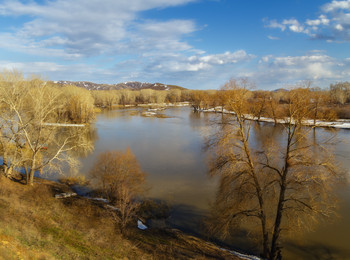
[0,0,349,90]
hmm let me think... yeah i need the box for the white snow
[106,205,119,211]
[220,248,261,260]
[42,123,85,127]
[137,220,148,230]
[200,108,350,130]
[142,111,157,116]
[54,192,77,199]
[91,197,109,203]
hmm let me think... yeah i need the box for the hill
[53,81,186,91]
[0,175,242,259]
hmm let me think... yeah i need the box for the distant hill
[52,81,186,91]
[272,88,289,92]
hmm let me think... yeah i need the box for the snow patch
[220,248,261,260]
[137,220,148,230]
[200,108,350,129]
[91,197,109,203]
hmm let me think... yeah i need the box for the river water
[77,107,350,259]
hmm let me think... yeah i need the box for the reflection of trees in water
[206,82,345,259]
[36,125,96,177]
[56,125,98,158]
[207,120,344,259]
[101,108,138,121]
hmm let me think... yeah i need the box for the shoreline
[197,107,350,129]
[40,176,262,260]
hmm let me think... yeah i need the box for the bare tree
[61,85,95,122]
[208,78,343,260]
[0,70,27,177]
[330,82,350,105]
[0,71,94,184]
[89,148,146,232]
[251,90,268,122]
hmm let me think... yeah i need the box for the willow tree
[0,71,26,177]
[208,78,342,260]
[90,148,146,232]
[0,71,94,184]
[60,85,95,123]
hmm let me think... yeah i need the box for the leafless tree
[207,78,343,260]
[89,148,146,232]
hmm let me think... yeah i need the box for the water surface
[78,107,350,259]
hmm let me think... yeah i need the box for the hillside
[53,81,186,91]
[0,175,242,259]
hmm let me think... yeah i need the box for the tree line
[190,80,350,120]
[88,80,350,120]
[91,88,191,108]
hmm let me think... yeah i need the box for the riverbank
[198,107,350,129]
[0,175,255,259]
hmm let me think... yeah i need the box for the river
[77,107,350,260]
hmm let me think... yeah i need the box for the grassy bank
[0,176,240,259]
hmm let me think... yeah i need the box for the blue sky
[0,0,349,90]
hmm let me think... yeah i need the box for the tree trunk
[5,165,13,178]
[270,137,291,260]
[29,158,36,185]
[24,164,30,185]
[2,151,8,177]
[237,116,269,258]
[313,103,318,126]
[269,172,287,260]
[3,151,8,168]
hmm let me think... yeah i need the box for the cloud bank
[266,0,350,42]
[0,0,349,90]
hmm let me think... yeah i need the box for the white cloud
[260,55,273,63]
[306,15,330,26]
[138,20,196,37]
[323,0,350,12]
[281,18,308,33]
[0,0,198,57]
[266,18,308,34]
[0,0,262,89]
[267,35,280,40]
[266,20,286,31]
[148,50,255,73]
[335,24,344,30]
[266,0,350,41]
[252,53,349,89]
[0,61,96,81]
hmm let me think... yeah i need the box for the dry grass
[93,107,102,113]
[59,176,89,186]
[0,176,240,259]
[335,104,350,119]
[0,176,144,259]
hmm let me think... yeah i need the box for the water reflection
[79,107,350,259]
[207,114,349,259]
[41,125,97,178]
[79,107,216,210]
